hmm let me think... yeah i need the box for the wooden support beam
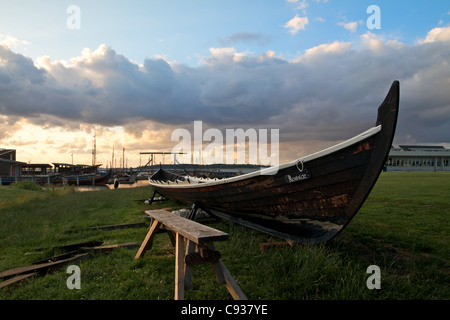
[205,243,225,285]
[134,220,161,259]
[184,240,196,290]
[174,233,185,300]
[166,230,177,247]
[219,260,247,300]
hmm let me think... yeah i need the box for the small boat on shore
[107,173,137,185]
[148,81,400,244]
[0,170,112,186]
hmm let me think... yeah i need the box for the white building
[386,145,450,172]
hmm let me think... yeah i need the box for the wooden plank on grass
[0,273,37,289]
[80,243,139,254]
[54,241,103,251]
[0,253,89,280]
[33,241,103,252]
[32,250,78,265]
[66,222,147,233]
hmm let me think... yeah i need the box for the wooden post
[206,243,225,285]
[184,240,196,290]
[148,190,156,205]
[175,232,185,300]
[134,220,161,259]
[219,260,247,300]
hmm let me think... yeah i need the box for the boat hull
[150,81,399,243]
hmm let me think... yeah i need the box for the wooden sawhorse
[135,209,247,300]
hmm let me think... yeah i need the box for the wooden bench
[135,209,247,300]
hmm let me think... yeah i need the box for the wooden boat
[148,81,400,244]
[0,170,112,186]
[58,170,112,186]
[107,173,137,185]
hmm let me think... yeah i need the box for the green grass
[0,173,448,300]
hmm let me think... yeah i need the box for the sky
[0,0,449,168]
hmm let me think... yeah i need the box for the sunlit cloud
[419,26,450,44]
[338,20,363,33]
[0,34,30,49]
[284,15,309,34]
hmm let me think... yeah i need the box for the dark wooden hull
[150,81,400,243]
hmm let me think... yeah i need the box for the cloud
[0,34,30,49]
[287,0,328,11]
[284,15,309,34]
[338,21,362,33]
[297,41,352,61]
[218,32,270,46]
[293,0,309,11]
[360,31,385,52]
[1,27,450,163]
[419,26,450,44]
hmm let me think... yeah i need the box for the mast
[122,148,125,172]
[92,132,97,166]
[112,145,115,170]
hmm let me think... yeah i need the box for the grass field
[0,173,448,300]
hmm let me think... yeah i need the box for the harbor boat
[51,163,112,186]
[56,170,112,186]
[0,168,111,186]
[148,81,400,244]
[107,172,137,185]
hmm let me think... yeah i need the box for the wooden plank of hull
[151,81,400,244]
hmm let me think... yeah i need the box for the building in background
[387,145,450,172]
[0,149,26,178]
